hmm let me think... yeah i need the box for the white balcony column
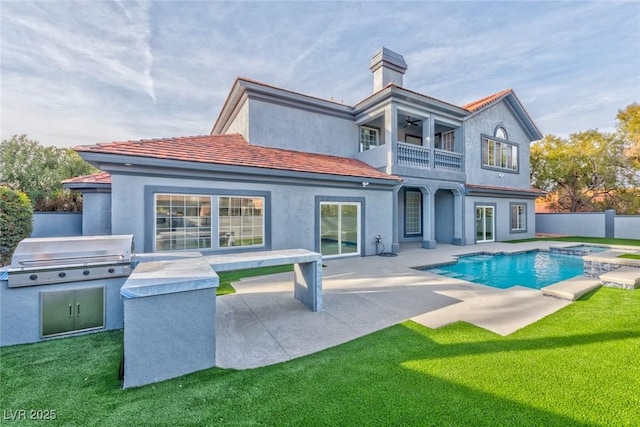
[422,116,432,150]
[428,117,436,168]
[388,104,397,171]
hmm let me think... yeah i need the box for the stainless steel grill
[8,235,134,288]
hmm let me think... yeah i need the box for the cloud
[1,1,639,147]
[1,1,155,101]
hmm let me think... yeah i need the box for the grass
[618,253,640,260]
[216,264,294,295]
[508,236,640,246]
[1,287,639,426]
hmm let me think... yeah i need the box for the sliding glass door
[320,202,360,257]
[476,205,495,243]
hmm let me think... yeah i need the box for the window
[482,137,518,171]
[511,204,526,232]
[405,189,422,236]
[476,205,495,243]
[218,196,264,248]
[320,202,360,257]
[154,193,265,251]
[495,126,507,140]
[405,134,422,145]
[359,126,379,151]
[435,130,455,151]
[155,194,212,251]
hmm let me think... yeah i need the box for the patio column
[421,186,436,249]
[391,186,400,253]
[452,187,466,246]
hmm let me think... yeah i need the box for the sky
[1,1,639,148]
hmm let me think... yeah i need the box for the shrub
[0,186,33,266]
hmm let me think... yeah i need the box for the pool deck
[216,241,598,370]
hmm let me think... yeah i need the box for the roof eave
[76,151,401,186]
[465,184,546,199]
[211,78,355,135]
[464,91,543,141]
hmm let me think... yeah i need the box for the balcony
[397,142,463,172]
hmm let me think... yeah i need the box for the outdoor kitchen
[0,235,221,388]
[1,235,134,346]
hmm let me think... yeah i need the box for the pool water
[425,251,585,290]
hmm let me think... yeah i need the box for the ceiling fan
[404,116,421,128]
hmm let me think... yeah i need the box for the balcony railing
[397,142,463,172]
[434,149,463,171]
[397,142,430,168]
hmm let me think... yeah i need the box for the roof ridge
[463,88,513,112]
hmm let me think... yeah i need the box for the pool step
[599,267,640,290]
[542,277,602,301]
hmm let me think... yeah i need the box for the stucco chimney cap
[369,47,408,74]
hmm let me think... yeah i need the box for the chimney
[369,47,407,92]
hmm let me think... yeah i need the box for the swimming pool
[424,251,586,290]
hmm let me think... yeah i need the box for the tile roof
[463,88,513,112]
[62,172,112,185]
[74,134,401,182]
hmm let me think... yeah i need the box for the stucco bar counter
[120,257,219,389]
[205,248,323,312]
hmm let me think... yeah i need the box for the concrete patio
[216,242,583,369]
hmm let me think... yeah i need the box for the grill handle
[18,254,125,266]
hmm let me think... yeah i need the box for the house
[70,47,544,258]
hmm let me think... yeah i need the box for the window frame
[154,193,213,252]
[145,186,270,253]
[404,188,423,237]
[510,203,527,233]
[359,125,380,152]
[481,134,519,173]
[217,195,265,250]
[494,126,508,140]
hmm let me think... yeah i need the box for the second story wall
[464,101,532,189]
[246,98,358,157]
[224,101,250,138]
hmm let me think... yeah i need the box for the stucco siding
[247,99,357,157]
[223,100,249,138]
[110,173,393,256]
[615,216,640,239]
[536,213,606,238]
[464,196,535,244]
[464,101,532,189]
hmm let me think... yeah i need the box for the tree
[0,135,98,211]
[0,186,33,266]
[531,130,638,213]
[617,102,640,168]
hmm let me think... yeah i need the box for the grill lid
[10,235,134,270]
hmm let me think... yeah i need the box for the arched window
[494,126,507,140]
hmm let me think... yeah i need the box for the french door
[476,205,495,243]
[320,202,360,257]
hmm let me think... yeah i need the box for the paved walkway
[216,242,576,369]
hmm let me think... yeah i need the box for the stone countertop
[205,248,321,272]
[121,257,218,299]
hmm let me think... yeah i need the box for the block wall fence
[536,210,640,240]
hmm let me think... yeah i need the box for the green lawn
[618,253,640,260]
[216,264,294,295]
[1,287,638,426]
[508,236,640,246]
